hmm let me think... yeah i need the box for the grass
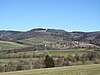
[18,36,64,45]
[86,36,96,40]
[46,49,91,56]
[0,48,94,58]
[0,64,100,75]
[0,59,19,64]
[0,49,99,65]
[0,41,28,50]
[0,48,97,59]
[0,58,38,65]
[22,48,95,56]
[0,49,99,75]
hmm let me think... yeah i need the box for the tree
[75,53,80,61]
[7,61,16,71]
[44,55,55,68]
[0,64,4,72]
[67,55,76,62]
[16,64,23,70]
[87,52,97,61]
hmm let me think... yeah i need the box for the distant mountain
[0,28,100,49]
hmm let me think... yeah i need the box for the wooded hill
[0,28,100,50]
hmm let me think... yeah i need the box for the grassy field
[45,49,93,56]
[0,64,100,75]
[0,41,28,50]
[0,49,99,64]
[15,48,96,56]
[0,48,100,75]
[18,36,64,45]
[0,48,95,58]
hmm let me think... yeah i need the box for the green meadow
[0,41,28,50]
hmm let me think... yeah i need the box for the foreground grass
[0,64,100,75]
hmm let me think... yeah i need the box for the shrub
[87,52,97,61]
[74,53,80,61]
[67,55,76,62]
[16,64,23,70]
[44,55,55,68]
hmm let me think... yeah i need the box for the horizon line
[0,28,100,32]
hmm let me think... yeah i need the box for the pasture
[0,41,27,50]
[0,64,100,75]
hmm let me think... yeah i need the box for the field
[0,41,28,50]
[22,48,97,57]
[0,44,100,74]
[18,36,64,45]
[43,49,93,56]
[0,64,100,75]
[0,48,100,65]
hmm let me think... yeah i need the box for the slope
[0,64,100,75]
[0,41,28,50]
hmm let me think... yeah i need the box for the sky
[0,0,100,32]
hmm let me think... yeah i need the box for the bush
[16,64,23,70]
[87,52,97,61]
[7,61,16,71]
[44,55,55,68]
[74,53,80,61]
[67,55,76,62]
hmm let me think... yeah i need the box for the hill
[0,28,100,49]
[0,64,100,75]
[0,41,28,50]
[71,31,100,46]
